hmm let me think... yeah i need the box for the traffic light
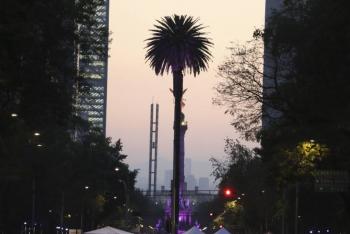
[221,187,236,199]
[224,188,232,197]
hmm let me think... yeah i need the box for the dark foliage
[214,0,350,232]
[0,1,145,233]
[145,14,212,76]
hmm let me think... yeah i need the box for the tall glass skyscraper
[262,0,283,129]
[76,0,109,135]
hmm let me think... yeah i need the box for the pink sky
[106,0,265,188]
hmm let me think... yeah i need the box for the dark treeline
[0,1,158,233]
[203,0,350,233]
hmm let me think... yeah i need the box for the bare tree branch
[214,38,294,140]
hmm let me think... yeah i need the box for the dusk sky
[106,0,265,189]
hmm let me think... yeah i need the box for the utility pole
[31,178,36,234]
[282,188,286,234]
[60,192,65,234]
[294,182,299,234]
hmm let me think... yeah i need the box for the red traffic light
[221,187,235,198]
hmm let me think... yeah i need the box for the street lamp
[81,185,90,231]
[114,168,128,206]
[24,222,28,234]
[118,179,129,208]
[28,133,44,234]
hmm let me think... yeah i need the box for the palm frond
[145,14,213,76]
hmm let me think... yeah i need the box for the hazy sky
[106,0,265,189]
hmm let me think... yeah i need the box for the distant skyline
[106,1,265,189]
[141,157,213,190]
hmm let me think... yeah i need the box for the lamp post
[118,179,129,209]
[117,179,130,228]
[31,178,36,234]
[294,182,299,234]
[114,167,130,226]
[24,222,28,234]
[80,185,90,231]
[30,131,42,234]
[114,168,128,208]
[60,192,65,234]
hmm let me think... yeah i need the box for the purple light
[155,219,161,229]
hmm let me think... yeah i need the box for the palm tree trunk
[172,70,183,234]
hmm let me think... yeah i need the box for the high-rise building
[164,169,173,190]
[198,177,209,191]
[263,0,283,128]
[184,158,192,176]
[76,0,109,135]
[265,0,282,23]
[185,174,197,190]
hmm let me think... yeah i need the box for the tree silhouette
[145,14,212,233]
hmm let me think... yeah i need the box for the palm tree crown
[145,14,213,76]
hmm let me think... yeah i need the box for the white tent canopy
[184,226,205,234]
[214,227,231,234]
[84,226,132,234]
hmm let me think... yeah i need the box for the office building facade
[76,0,109,135]
[262,0,283,128]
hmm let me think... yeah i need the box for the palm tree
[145,14,212,233]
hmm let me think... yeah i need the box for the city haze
[106,0,265,189]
